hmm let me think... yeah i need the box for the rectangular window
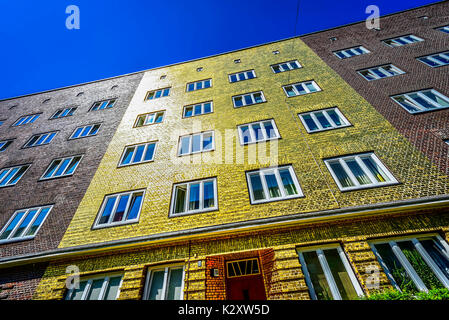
[226,258,260,278]
[270,60,302,73]
[178,131,214,156]
[392,89,449,114]
[418,51,449,67]
[183,101,213,118]
[0,120,4,126]
[23,131,57,148]
[246,165,303,204]
[283,81,321,97]
[69,124,101,139]
[118,142,157,166]
[232,91,266,108]
[333,46,370,59]
[228,70,256,83]
[0,139,13,152]
[297,246,364,300]
[134,111,165,127]
[436,25,449,34]
[186,79,212,92]
[90,99,116,111]
[358,64,405,81]
[299,107,351,133]
[371,235,449,292]
[0,205,52,243]
[50,107,77,119]
[65,274,123,300]
[12,113,41,126]
[93,190,145,228]
[383,34,424,47]
[324,152,398,191]
[0,164,30,187]
[237,119,280,145]
[40,155,83,180]
[170,178,217,216]
[146,88,170,100]
[143,266,185,300]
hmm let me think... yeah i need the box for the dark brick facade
[301,1,449,174]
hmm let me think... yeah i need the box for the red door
[225,258,266,300]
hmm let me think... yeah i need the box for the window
[118,142,156,166]
[232,91,266,108]
[234,59,241,64]
[146,88,170,100]
[334,46,370,59]
[283,81,321,97]
[237,119,280,145]
[227,258,260,278]
[445,139,449,146]
[23,131,57,148]
[358,64,405,81]
[0,164,30,187]
[297,246,364,300]
[12,113,41,126]
[186,79,212,92]
[40,155,83,180]
[228,70,256,83]
[50,107,76,119]
[271,60,302,73]
[178,131,214,156]
[299,107,351,133]
[183,101,213,118]
[383,34,424,47]
[196,67,203,72]
[65,274,123,300]
[93,190,144,228]
[134,111,165,127]
[246,165,303,204]
[371,235,449,292]
[90,99,116,111]
[272,50,280,55]
[392,89,449,114]
[69,124,101,139]
[417,51,449,67]
[324,152,397,191]
[0,139,13,152]
[170,178,217,216]
[143,266,185,300]
[436,25,449,34]
[0,205,52,243]
[0,119,4,126]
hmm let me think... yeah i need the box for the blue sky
[0,0,440,100]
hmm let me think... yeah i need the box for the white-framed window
[283,81,321,97]
[271,60,302,73]
[391,89,449,114]
[228,70,256,83]
[358,64,405,81]
[370,235,449,292]
[0,139,13,152]
[436,25,449,34]
[135,111,165,127]
[90,99,116,111]
[232,91,266,108]
[183,101,213,118]
[65,274,123,300]
[178,131,214,156]
[324,152,398,191]
[417,51,449,67]
[246,165,303,204]
[237,119,280,145]
[0,119,4,126]
[93,190,145,228]
[186,79,212,92]
[383,34,424,47]
[12,113,41,126]
[145,87,170,100]
[40,155,83,180]
[0,164,30,187]
[69,124,101,139]
[143,265,185,300]
[50,107,77,119]
[297,245,364,300]
[445,139,449,146]
[170,178,217,216]
[23,131,57,148]
[0,205,53,243]
[299,107,351,133]
[333,46,370,59]
[118,142,157,166]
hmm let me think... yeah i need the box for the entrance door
[225,258,267,300]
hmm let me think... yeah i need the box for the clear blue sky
[0,0,441,100]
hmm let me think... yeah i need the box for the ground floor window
[143,265,185,300]
[65,274,123,300]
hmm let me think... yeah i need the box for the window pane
[394,96,420,112]
[253,93,263,103]
[24,207,50,236]
[126,193,143,220]
[1,168,19,186]
[189,183,200,211]
[69,281,87,300]
[264,172,281,198]
[202,133,213,151]
[155,90,162,98]
[86,279,104,300]
[422,91,449,107]
[155,113,164,123]
[184,107,193,117]
[409,93,436,110]
[180,136,190,155]
[327,110,342,126]
[188,83,195,91]
[361,157,389,182]
[72,127,83,138]
[148,271,165,300]
[329,162,354,188]
[90,125,100,136]
[230,74,237,82]
[194,105,202,115]
[10,209,37,238]
[162,88,170,96]
[166,269,183,300]
[249,174,265,201]
[144,143,155,161]
[8,166,28,185]
[174,185,187,213]
[345,160,372,185]
[244,95,253,105]
[240,126,251,144]
[145,113,155,125]
[203,181,215,209]
[294,84,306,95]
[324,249,359,300]
[315,112,332,128]
[306,82,318,92]
[263,121,276,139]
[54,158,71,177]
[234,97,243,107]
[279,169,298,196]
[252,123,264,141]
[65,157,81,175]
[420,239,449,281]
[104,276,122,300]
[112,194,129,222]
[247,71,255,79]
[99,197,117,224]
[302,251,334,300]
[192,134,201,153]
[0,211,25,239]
[121,147,134,165]
[302,114,318,131]
[43,160,61,178]
[132,145,145,163]
[203,103,212,113]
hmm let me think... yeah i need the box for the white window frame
[333,46,370,59]
[358,64,405,81]
[228,70,256,83]
[246,165,303,204]
[69,123,101,140]
[298,107,351,133]
[40,155,83,180]
[237,119,281,145]
[118,142,157,167]
[282,81,321,97]
[134,111,165,127]
[391,89,449,114]
[186,79,212,92]
[178,131,215,156]
[90,99,116,111]
[0,139,13,152]
[23,131,57,148]
[50,107,77,119]
[232,91,266,108]
[417,51,449,68]
[270,60,302,73]
[145,88,171,100]
[382,34,424,47]
[12,113,41,126]
[436,25,449,34]
[0,164,30,188]
[65,274,123,300]
[183,101,213,118]
[142,265,185,300]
